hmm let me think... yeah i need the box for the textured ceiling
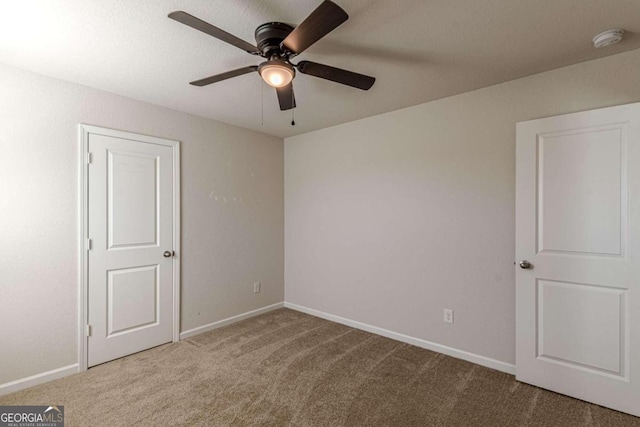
[0,1,639,138]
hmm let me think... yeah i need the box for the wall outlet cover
[444,308,454,324]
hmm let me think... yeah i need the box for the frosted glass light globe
[259,61,295,88]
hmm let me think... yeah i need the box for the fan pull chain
[291,90,295,126]
[260,81,264,126]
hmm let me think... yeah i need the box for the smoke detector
[593,29,624,48]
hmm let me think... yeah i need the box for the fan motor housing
[255,22,294,57]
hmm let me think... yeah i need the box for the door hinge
[87,238,92,250]
[87,152,92,164]
[85,324,91,337]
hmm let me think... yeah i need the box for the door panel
[88,132,175,367]
[108,150,159,248]
[107,265,159,336]
[538,126,624,255]
[516,103,640,416]
[537,279,625,376]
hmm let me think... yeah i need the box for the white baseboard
[0,302,511,398]
[1,303,285,396]
[284,302,515,375]
[180,302,285,339]
[0,364,79,397]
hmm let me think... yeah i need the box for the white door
[86,126,179,367]
[515,103,640,416]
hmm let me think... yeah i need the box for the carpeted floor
[1,309,639,426]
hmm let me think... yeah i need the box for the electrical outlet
[253,282,261,294]
[444,309,454,324]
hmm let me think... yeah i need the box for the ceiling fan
[168,1,375,111]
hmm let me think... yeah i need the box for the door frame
[77,124,181,372]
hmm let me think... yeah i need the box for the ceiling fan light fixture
[170,1,374,111]
[258,60,295,88]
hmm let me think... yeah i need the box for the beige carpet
[1,309,638,426]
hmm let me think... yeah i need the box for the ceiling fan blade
[190,66,258,86]
[297,61,375,90]
[276,83,296,110]
[281,1,348,55]
[169,11,260,55]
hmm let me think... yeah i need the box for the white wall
[285,48,640,365]
[0,64,284,385]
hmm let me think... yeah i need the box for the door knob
[519,260,532,269]
[163,251,173,258]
